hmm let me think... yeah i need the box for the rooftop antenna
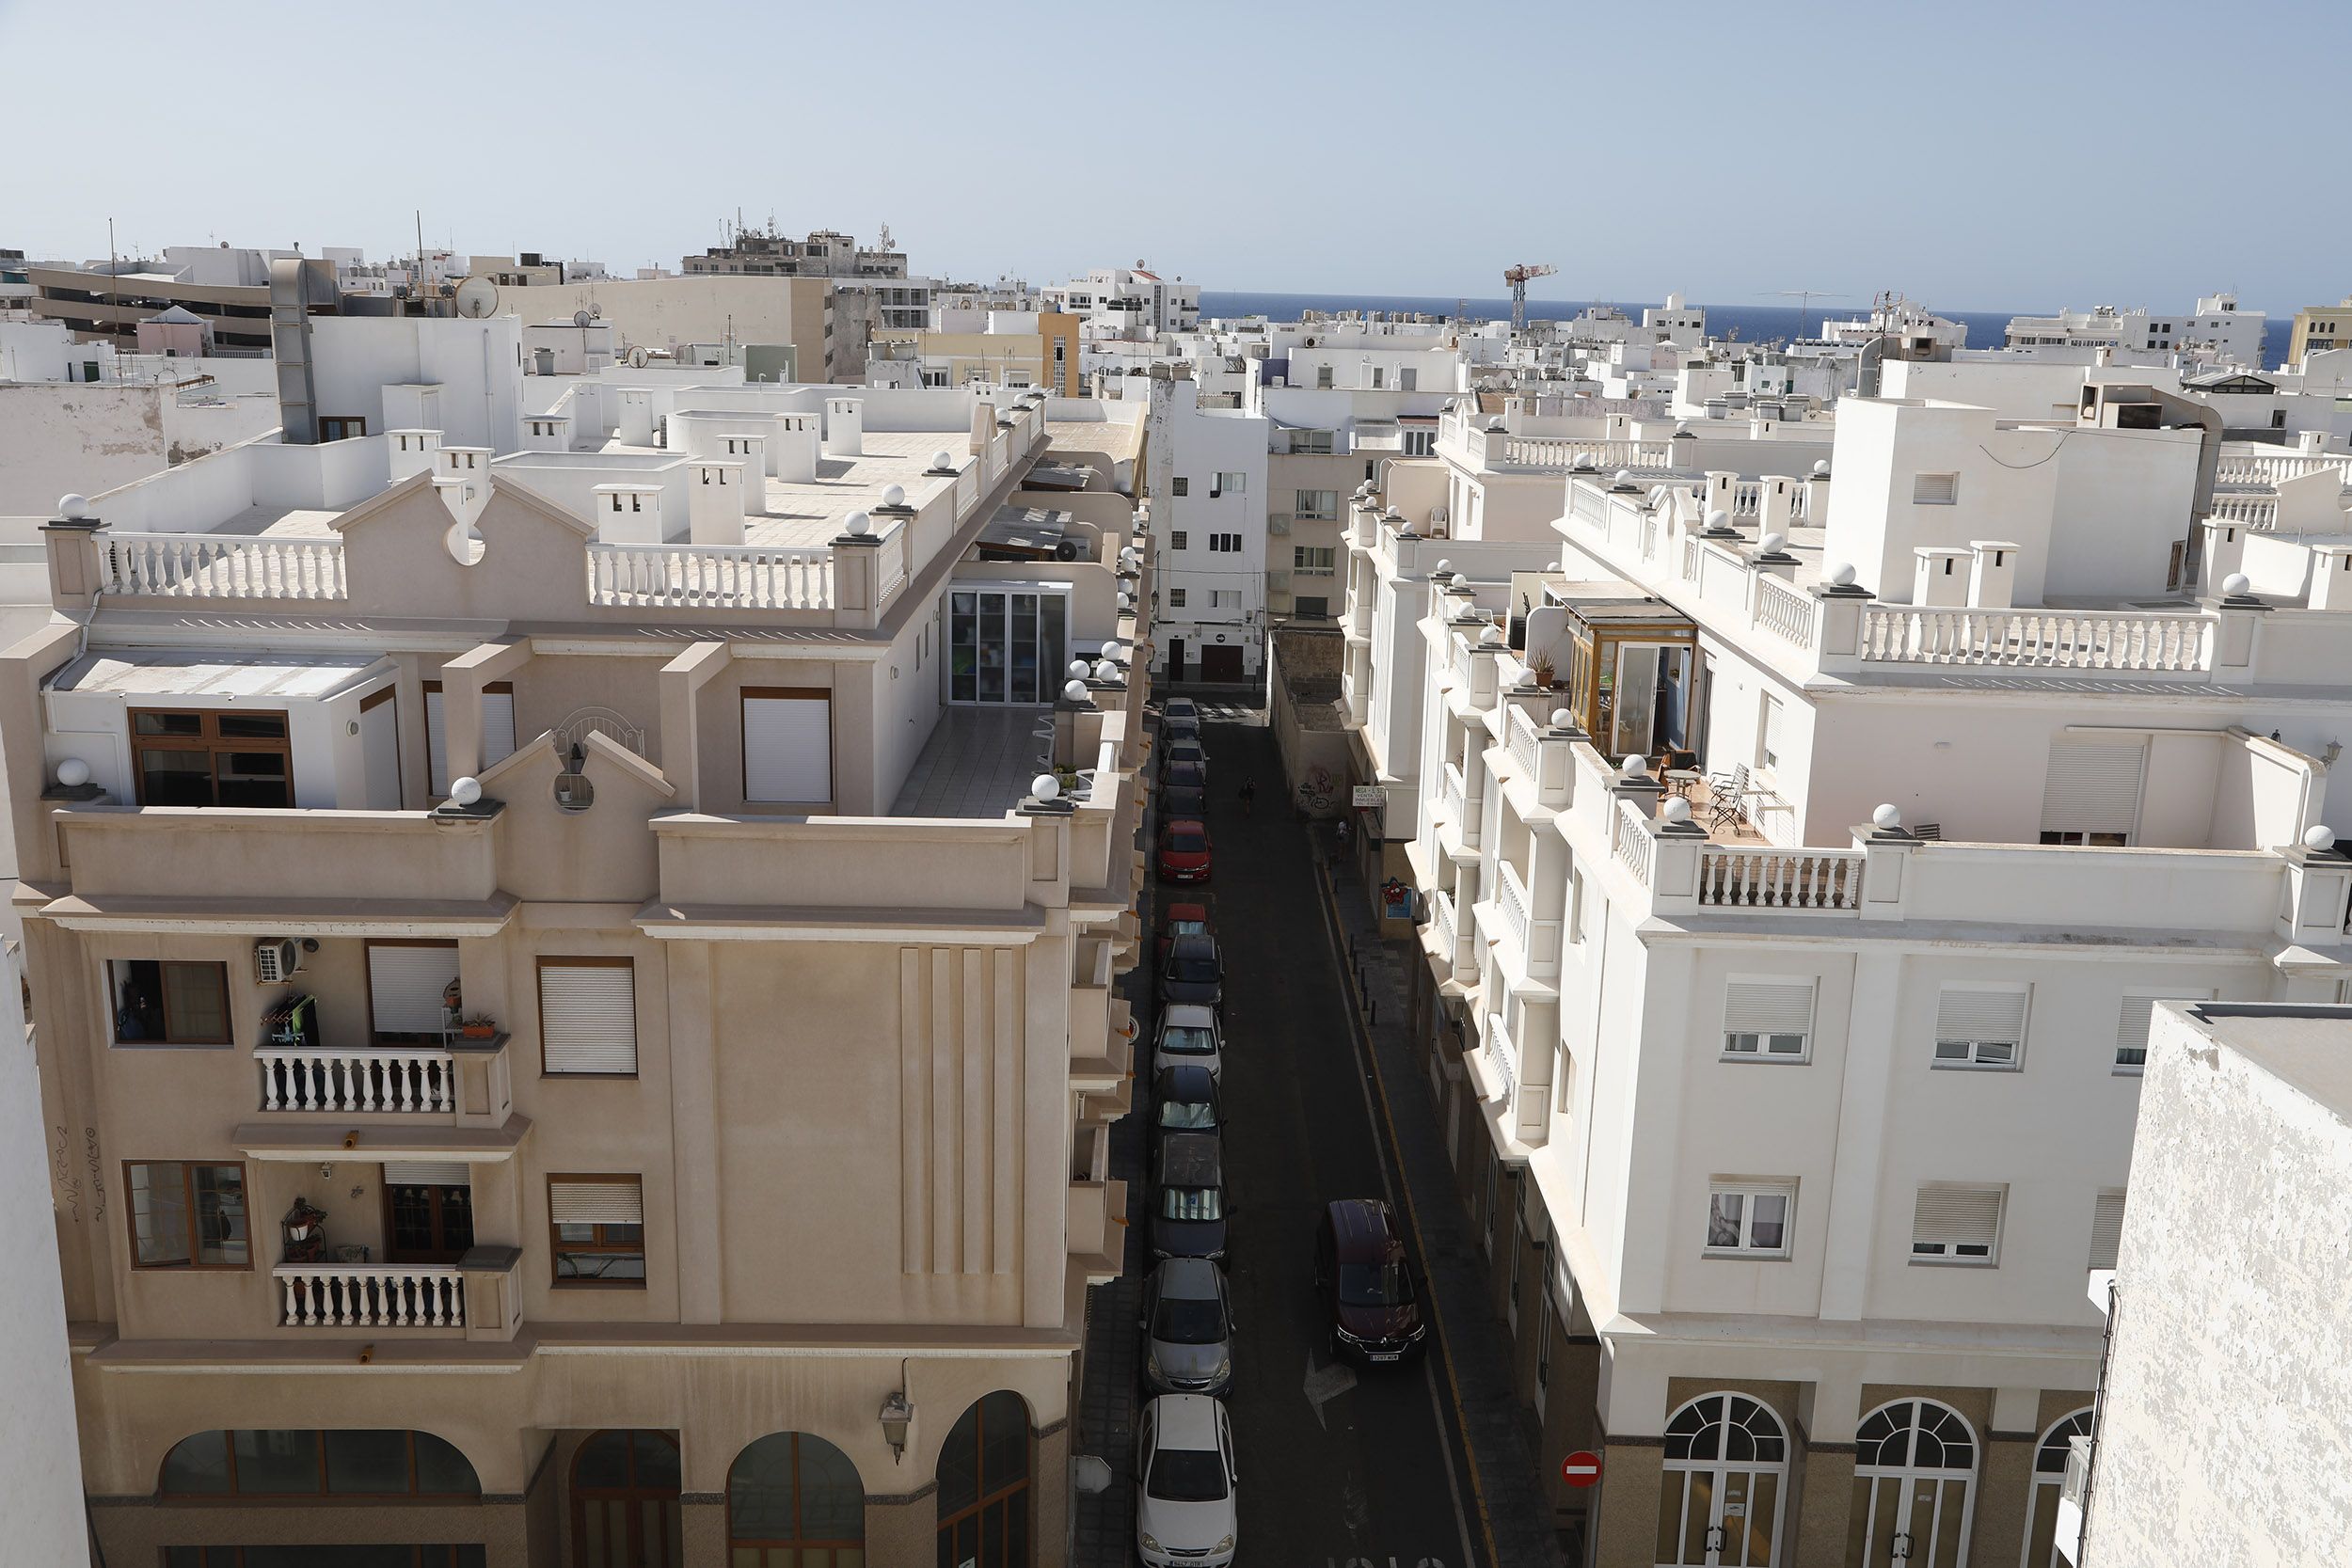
[1762,289,1849,342]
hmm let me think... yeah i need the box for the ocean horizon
[1197,290,2293,369]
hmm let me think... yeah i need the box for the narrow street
[1080,704,1484,1568]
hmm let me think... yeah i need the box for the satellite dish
[454,277,499,319]
[573,309,594,328]
[628,345,649,369]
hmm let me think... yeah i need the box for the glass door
[948,589,1071,705]
[385,1181,473,1265]
[951,592,980,703]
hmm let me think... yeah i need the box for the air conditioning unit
[253,938,302,985]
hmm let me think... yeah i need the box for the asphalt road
[1148,712,1482,1568]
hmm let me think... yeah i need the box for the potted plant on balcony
[459,1014,499,1040]
[1527,651,1559,689]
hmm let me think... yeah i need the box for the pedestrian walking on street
[1333,816,1352,864]
[1239,775,1256,816]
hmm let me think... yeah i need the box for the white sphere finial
[2304,824,2338,852]
[1092,658,1119,680]
[1613,467,1635,485]
[1481,623,1505,644]
[1619,755,1649,780]
[1830,562,1858,587]
[450,776,484,807]
[1062,678,1089,702]
[1068,658,1091,679]
[1100,641,1121,659]
[1812,458,1831,476]
[1545,561,1562,573]
[1549,707,1572,728]
[1660,797,1692,825]
[881,483,906,509]
[2223,572,2251,596]
[1434,558,1453,577]
[1705,508,1730,530]
[1872,802,1902,831]
[56,493,91,521]
[1032,773,1060,800]
[1759,531,1787,554]
[930,449,954,470]
[55,756,90,788]
[843,510,872,536]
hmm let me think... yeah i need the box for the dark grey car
[1139,1257,1234,1396]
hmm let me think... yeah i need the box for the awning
[46,649,389,702]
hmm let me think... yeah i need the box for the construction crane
[1503,262,1557,331]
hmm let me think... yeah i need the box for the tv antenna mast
[1762,289,1850,342]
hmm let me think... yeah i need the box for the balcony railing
[587,542,833,610]
[1444,761,1481,847]
[1497,861,1532,950]
[1753,575,1815,648]
[1859,606,2211,672]
[1507,705,1541,777]
[101,532,349,600]
[1696,846,1865,911]
[257,1047,458,1113]
[274,1263,466,1328]
[1485,1012,1518,1102]
[1612,798,1654,884]
[1431,889,1459,964]
[2206,493,2280,528]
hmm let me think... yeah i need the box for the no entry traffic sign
[1562,1449,1603,1488]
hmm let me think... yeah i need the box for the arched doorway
[1654,1392,1788,1565]
[572,1429,682,1567]
[728,1430,866,1568]
[2018,1409,2093,1567]
[1851,1399,1977,1568]
[936,1391,1031,1568]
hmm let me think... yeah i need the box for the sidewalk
[1318,832,1564,1568]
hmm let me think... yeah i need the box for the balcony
[1496,860,1532,951]
[255,1031,511,1118]
[271,1245,521,1339]
[1695,845,1865,911]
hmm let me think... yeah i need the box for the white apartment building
[1343,378,2352,1566]
[1042,265,1200,340]
[1145,372,1266,683]
[2004,293,2266,364]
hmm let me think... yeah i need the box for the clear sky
[3,0,2344,314]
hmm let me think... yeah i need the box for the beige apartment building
[8,379,1152,1567]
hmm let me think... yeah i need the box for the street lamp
[880,1390,914,1464]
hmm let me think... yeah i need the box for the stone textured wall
[2090,1022,2352,1564]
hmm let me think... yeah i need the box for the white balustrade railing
[1507,705,1541,777]
[102,532,349,600]
[1497,862,1532,950]
[2214,452,2352,487]
[274,1264,466,1328]
[1486,1012,1518,1102]
[1431,890,1459,964]
[1681,535,1700,580]
[1505,436,1674,470]
[2206,493,2280,529]
[1450,637,1472,689]
[1754,575,1816,648]
[1730,482,1763,516]
[1859,606,2211,671]
[1696,846,1865,911]
[1612,798,1655,884]
[587,543,832,609]
[256,1048,457,1113]
[877,521,909,601]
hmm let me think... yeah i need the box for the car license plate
[1368,1350,1401,1362]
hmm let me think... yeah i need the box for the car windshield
[1151,1294,1226,1344]
[1158,1098,1216,1129]
[1168,832,1208,853]
[1161,1186,1223,1222]
[1147,1446,1230,1502]
[1338,1261,1414,1307]
[1168,955,1219,983]
[1160,1026,1216,1055]
[1168,919,1207,937]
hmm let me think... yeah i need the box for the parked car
[1152,1004,1224,1083]
[1314,1197,1428,1364]
[1156,817,1212,883]
[1151,1131,1229,1260]
[1160,762,1208,804]
[1138,1257,1235,1396]
[1158,932,1224,1010]
[1135,1394,1238,1568]
[1159,782,1207,819]
[1160,737,1210,783]
[1162,709,1202,743]
[1162,697,1200,725]
[1152,1065,1222,1138]
[1156,902,1215,961]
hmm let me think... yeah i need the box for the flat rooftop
[2181,1004,2352,1118]
[1045,419,1142,465]
[889,705,1051,819]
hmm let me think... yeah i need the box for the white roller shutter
[384,1161,468,1186]
[1724,979,1816,1037]
[2041,741,2146,836]
[2115,990,2210,1069]
[2089,1192,2127,1272]
[1935,987,2027,1048]
[540,962,638,1074]
[743,694,832,803]
[426,687,517,798]
[368,943,459,1037]
[548,1178,644,1225]
[1912,1185,2003,1256]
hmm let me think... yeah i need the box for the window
[2039,740,2145,846]
[1208,532,1242,552]
[1932,985,2027,1068]
[1912,472,1958,505]
[109,958,230,1045]
[1291,431,1334,456]
[1168,588,1187,609]
[728,1431,865,1567]
[1756,693,1784,772]
[1400,368,1418,391]
[1315,366,1334,389]
[130,708,294,808]
[1295,489,1339,520]
[1295,596,1329,619]
[159,1429,481,1498]
[1208,590,1239,610]
[1169,531,1188,550]
[421,681,515,798]
[1723,977,1814,1060]
[1910,1184,2002,1262]
[1370,367,1385,389]
[1482,1154,1498,1252]
[1295,546,1337,575]
[1215,470,1246,495]
[937,1392,1031,1568]
[367,942,459,1043]
[127,1161,248,1268]
[548,1175,646,1285]
[1704,1182,1793,1257]
[538,958,638,1075]
[741,688,832,804]
[1535,1285,1553,1388]
[317,417,369,441]
[1403,428,1436,457]
[2089,1191,2126,1272]
[1170,477,1188,497]
[2114,990,2208,1071]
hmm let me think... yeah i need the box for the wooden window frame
[726,1432,867,1564]
[108,958,233,1047]
[123,1159,251,1271]
[739,686,834,807]
[317,416,369,441]
[548,1173,647,1290]
[535,954,639,1078]
[364,939,461,1046]
[128,705,294,809]
[157,1427,481,1499]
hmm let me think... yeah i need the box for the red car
[1157,819,1213,883]
[1157,901,1215,960]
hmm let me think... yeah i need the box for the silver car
[1139,1257,1234,1396]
